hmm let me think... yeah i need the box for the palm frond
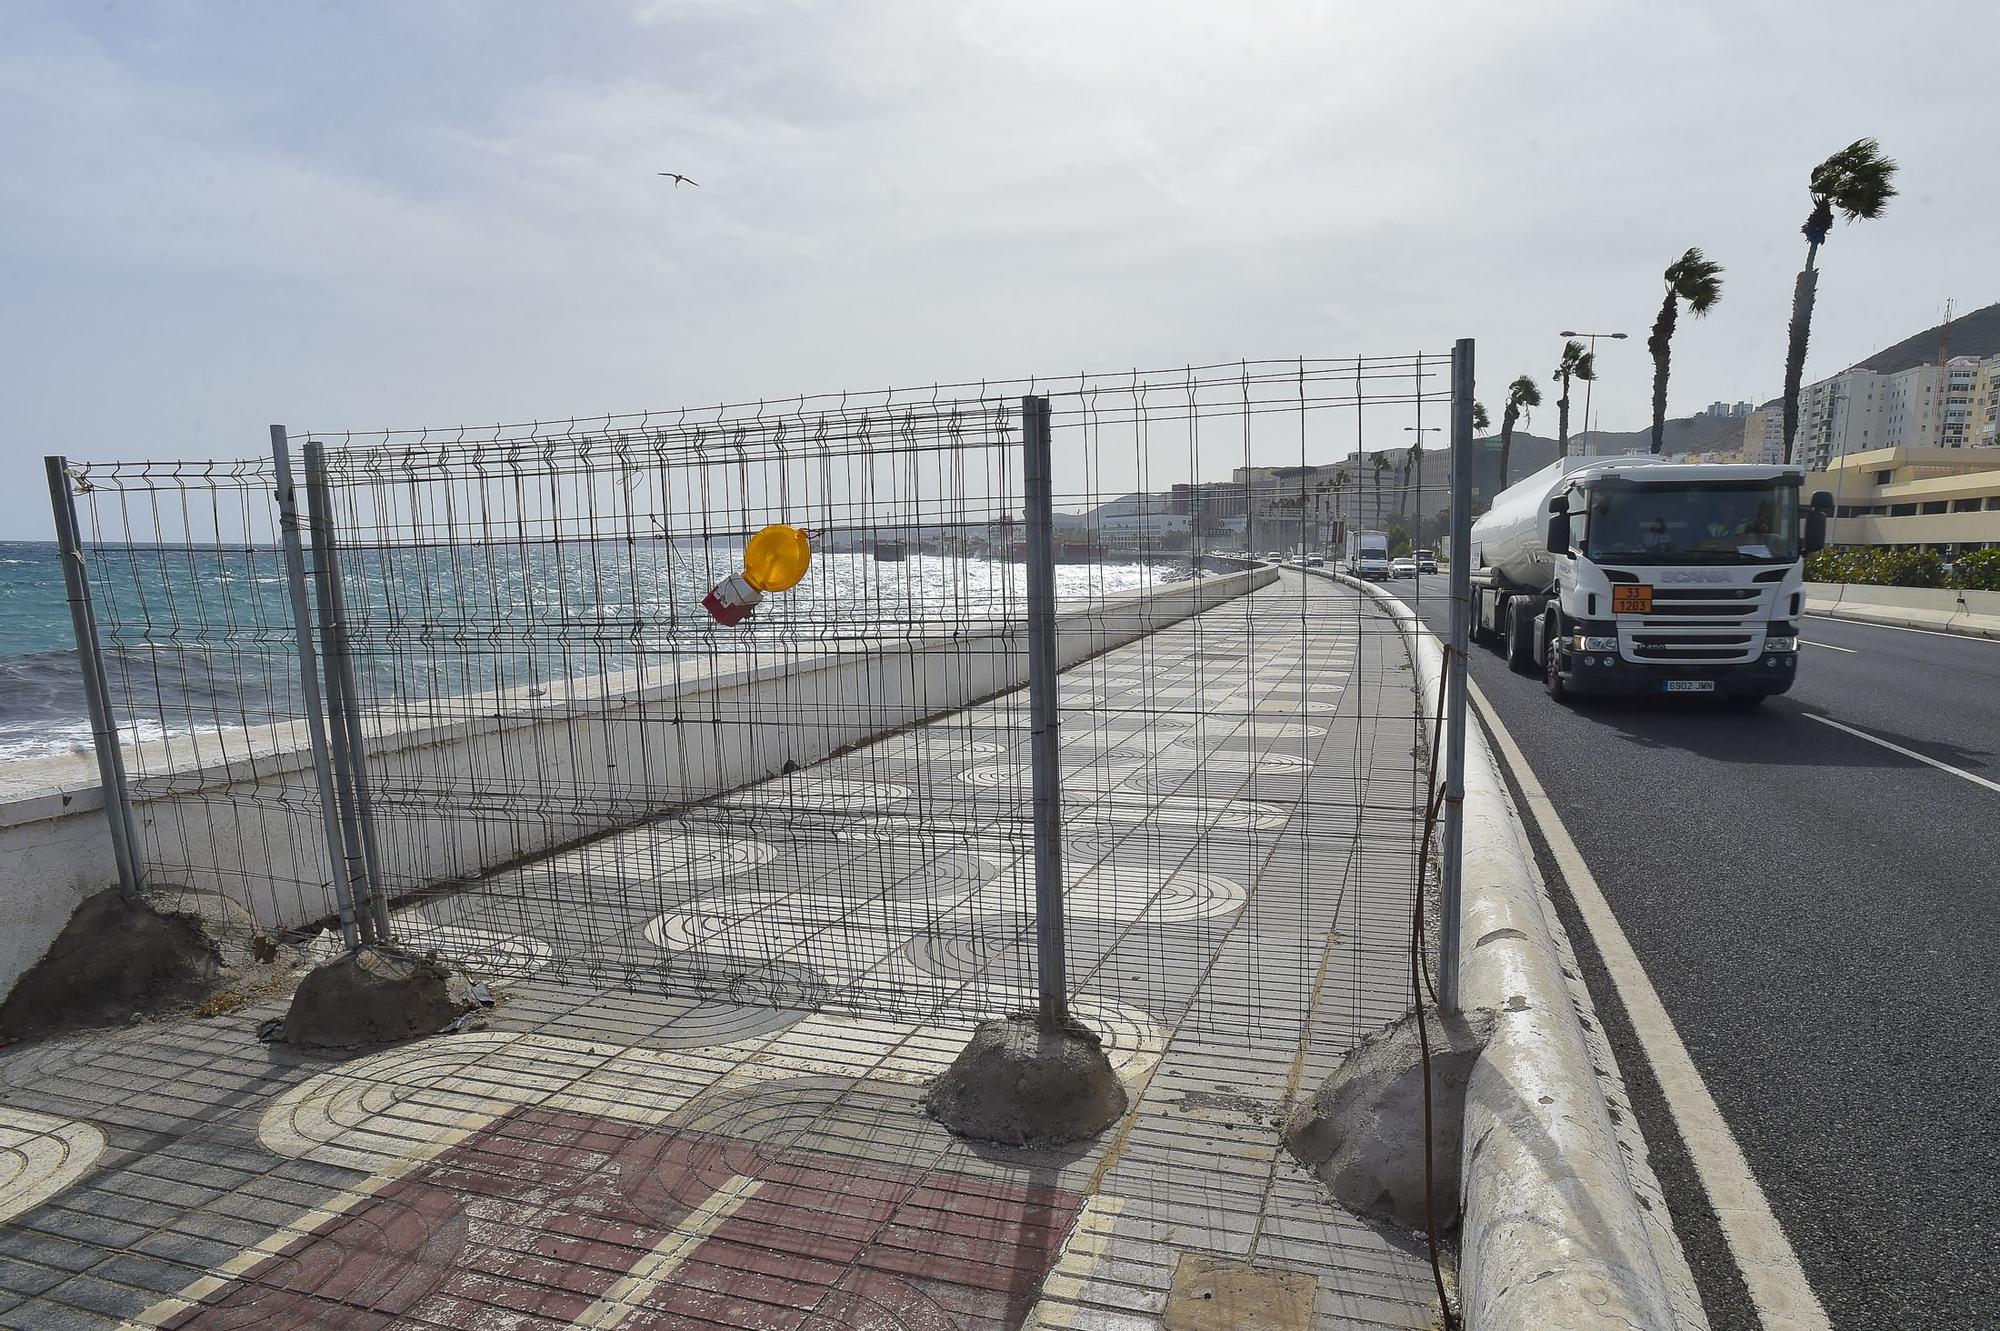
[1811,137,1900,222]
[1666,246,1725,316]
[1575,350,1596,382]
[1508,374,1542,409]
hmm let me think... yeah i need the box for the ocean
[0,540,1171,766]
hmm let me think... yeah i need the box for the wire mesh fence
[52,354,1456,1043]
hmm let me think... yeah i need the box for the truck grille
[1628,632,1759,663]
[1620,586,1768,661]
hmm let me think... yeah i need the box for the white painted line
[1804,715,2000,795]
[1804,613,1997,645]
[1468,675,1831,1331]
[567,1172,763,1328]
[1801,640,1857,654]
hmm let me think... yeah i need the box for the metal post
[303,441,389,942]
[271,426,364,950]
[45,457,146,904]
[1022,395,1069,1030]
[1440,340,1475,1013]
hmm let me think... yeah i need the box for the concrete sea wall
[1,569,1275,1004]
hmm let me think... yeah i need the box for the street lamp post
[1559,329,1628,454]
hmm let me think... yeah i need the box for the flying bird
[657,173,699,188]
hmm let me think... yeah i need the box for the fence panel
[53,354,1451,1045]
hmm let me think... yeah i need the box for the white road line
[1801,640,1857,653]
[1804,613,1997,645]
[1468,676,1831,1331]
[1804,714,2000,795]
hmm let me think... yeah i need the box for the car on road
[1415,550,1438,574]
[1390,557,1418,578]
[1305,555,1325,567]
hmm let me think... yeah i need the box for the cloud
[2,0,1997,539]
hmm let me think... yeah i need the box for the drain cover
[1163,1254,1316,1331]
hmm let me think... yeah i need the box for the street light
[1559,330,1628,454]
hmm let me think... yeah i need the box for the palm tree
[1472,401,1491,433]
[1497,375,1541,499]
[1780,138,1898,464]
[1552,340,1595,457]
[1370,452,1390,525]
[1648,248,1725,454]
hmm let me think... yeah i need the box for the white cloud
[2,0,1996,538]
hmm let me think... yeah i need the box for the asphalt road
[1386,573,1999,1330]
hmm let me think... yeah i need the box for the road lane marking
[1804,715,2000,794]
[1804,613,1998,645]
[1468,676,1832,1331]
[1801,640,1856,653]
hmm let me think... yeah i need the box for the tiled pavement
[0,573,1438,1330]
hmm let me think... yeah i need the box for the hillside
[1847,300,2000,375]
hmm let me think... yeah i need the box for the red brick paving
[162,1105,1085,1330]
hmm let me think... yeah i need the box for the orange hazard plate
[1613,585,1653,614]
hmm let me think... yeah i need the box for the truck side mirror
[1811,489,1835,517]
[1546,496,1570,556]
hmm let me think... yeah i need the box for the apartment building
[1741,404,1785,464]
[1794,356,1989,468]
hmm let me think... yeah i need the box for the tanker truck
[1468,456,1833,703]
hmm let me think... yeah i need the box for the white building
[1704,400,1755,418]
[1794,357,1990,469]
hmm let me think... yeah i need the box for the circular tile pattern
[954,764,1025,789]
[1,1110,105,1223]
[1152,748,1313,773]
[548,827,777,883]
[390,921,554,980]
[1092,794,1290,831]
[1215,718,1328,740]
[1064,864,1248,923]
[815,848,1001,899]
[730,777,912,812]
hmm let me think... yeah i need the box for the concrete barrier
[1325,571,1699,1331]
[2,569,1275,1005]
[1804,581,2000,639]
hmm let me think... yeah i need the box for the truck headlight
[1572,635,1619,653]
[1762,635,1798,652]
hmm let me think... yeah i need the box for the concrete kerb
[1321,570,1693,1331]
[1803,581,2000,640]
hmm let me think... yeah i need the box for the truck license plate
[1613,585,1653,614]
[1663,680,1715,693]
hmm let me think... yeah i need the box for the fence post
[1440,339,1475,1013]
[302,441,390,942]
[1022,395,1069,1030]
[270,426,366,950]
[44,457,146,905]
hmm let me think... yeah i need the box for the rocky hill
[1847,300,2000,376]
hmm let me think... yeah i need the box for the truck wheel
[1543,621,1570,701]
[1504,598,1535,673]
[1470,598,1497,648]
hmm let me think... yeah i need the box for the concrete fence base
[1329,571,1701,1331]
[2,569,1276,1006]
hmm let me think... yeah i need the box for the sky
[3,0,1995,538]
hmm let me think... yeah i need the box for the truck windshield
[1584,484,1799,564]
